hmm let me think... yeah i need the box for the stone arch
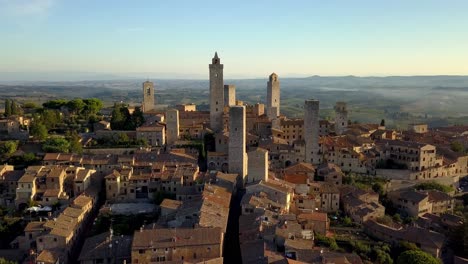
[208,162,216,171]
[221,163,229,173]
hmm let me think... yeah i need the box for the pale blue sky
[1,0,467,79]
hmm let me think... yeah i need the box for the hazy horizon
[2,71,468,83]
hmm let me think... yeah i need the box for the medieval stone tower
[142,81,155,113]
[304,99,320,164]
[266,73,280,119]
[166,109,179,145]
[334,102,348,135]
[209,52,224,132]
[228,105,248,181]
[224,84,236,107]
[247,148,268,184]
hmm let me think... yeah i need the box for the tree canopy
[110,104,145,130]
[0,141,18,157]
[450,141,465,153]
[414,181,454,193]
[43,98,103,118]
[396,250,440,264]
[42,138,70,153]
[30,122,48,141]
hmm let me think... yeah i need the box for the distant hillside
[1,75,467,128]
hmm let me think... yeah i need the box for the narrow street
[223,189,245,264]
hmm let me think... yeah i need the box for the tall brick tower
[228,106,248,181]
[224,84,236,107]
[166,109,179,145]
[304,99,320,164]
[334,102,348,135]
[142,81,155,113]
[266,73,280,119]
[209,52,224,132]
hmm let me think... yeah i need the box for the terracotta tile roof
[24,221,45,232]
[427,190,452,203]
[78,232,132,262]
[63,207,84,218]
[284,162,315,174]
[297,212,328,222]
[160,199,182,210]
[284,174,308,185]
[36,249,63,263]
[132,227,222,249]
[72,195,93,209]
[43,189,61,197]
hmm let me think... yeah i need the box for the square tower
[304,99,320,164]
[209,52,224,132]
[267,73,280,119]
[224,84,236,107]
[142,81,155,113]
[166,109,179,145]
[228,106,248,181]
[247,148,268,184]
[334,102,348,135]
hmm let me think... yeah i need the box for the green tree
[396,250,440,264]
[30,122,48,141]
[83,98,103,116]
[68,133,83,154]
[450,141,465,153]
[414,181,454,193]
[343,216,353,226]
[398,241,420,252]
[42,138,70,153]
[372,182,384,195]
[117,133,130,145]
[373,248,393,264]
[0,257,17,264]
[34,109,62,130]
[350,240,371,256]
[43,99,68,109]
[22,101,38,109]
[110,104,126,130]
[22,153,36,163]
[131,107,145,128]
[380,119,385,126]
[0,141,18,156]
[10,100,19,115]
[4,99,11,117]
[392,213,402,223]
[67,99,85,115]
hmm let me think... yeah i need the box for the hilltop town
[0,53,467,264]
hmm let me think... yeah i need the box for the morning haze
[0,1,467,264]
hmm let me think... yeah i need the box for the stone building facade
[247,148,268,184]
[334,102,348,135]
[166,109,179,145]
[228,106,247,181]
[224,84,236,107]
[304,99,320,165]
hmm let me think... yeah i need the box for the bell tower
[142,81,155,113]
